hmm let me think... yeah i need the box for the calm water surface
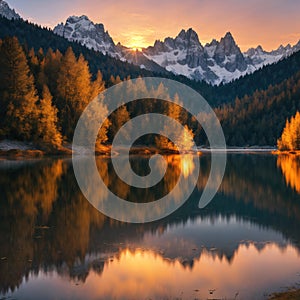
[0,154,300,300]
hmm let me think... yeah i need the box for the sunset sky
[6,0,300,51]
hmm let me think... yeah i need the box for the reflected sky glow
[9,244,300,300]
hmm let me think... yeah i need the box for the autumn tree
[90,70,105,100]
[0,37,38,140]
[155,93,194,151]
[107,105,131,143]
[278,111,300,150]
[35,85,62,149]
[56,48,92,140]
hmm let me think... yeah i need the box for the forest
[1,15,300,149]
[0,36,199,150]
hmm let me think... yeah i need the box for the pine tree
[44,48,62,100]
[0,37,38,140]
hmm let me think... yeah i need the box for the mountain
[53,15,300,85]
[54,15,119,57]
[144,29,300,85]
[244,42,300,68]
[0,0,20,20]
[144,30,254,84]
[53,15,167,74]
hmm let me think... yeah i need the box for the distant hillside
[216,48,300,105]
[216,70,300,146]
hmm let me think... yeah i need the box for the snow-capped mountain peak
[244,42,300,69]
[0,0,20,20]
[176,28,203,49]
[53,15,167,73]
[53,15,117,56]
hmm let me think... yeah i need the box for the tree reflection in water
[0,154,299,298]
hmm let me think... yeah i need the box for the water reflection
[0,154,300,299]
[8,244,299,300]
[277,155,300,193]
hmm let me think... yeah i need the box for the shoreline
[1,144,300,160]
[268,288,300,299]
[272,150,300,156]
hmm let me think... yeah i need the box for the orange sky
[7,0,300,51]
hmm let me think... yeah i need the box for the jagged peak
[218,31,240,52]
[205,39,218,47]
[66,15,92,23]
[221,31,237,45]
[0,0,21,20]
[174,27,203,50]
[256,45,264,51]
[224,31,233,38]
[177,28,199,40]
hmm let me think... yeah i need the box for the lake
[0,154,300,300]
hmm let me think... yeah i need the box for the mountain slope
[0,16,168,82]
[54,15,118,56]
[0,0,20,20]
[1,15,300,146]
[216,70,300,146]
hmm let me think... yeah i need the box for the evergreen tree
[43,48,62,95]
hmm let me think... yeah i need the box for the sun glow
[126,35,148,51]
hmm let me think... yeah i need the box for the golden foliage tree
[0,37,38,140]
[277,111,300,150]
[155,94,194,151]
[56,48,104,141]
[35,85,62,149]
